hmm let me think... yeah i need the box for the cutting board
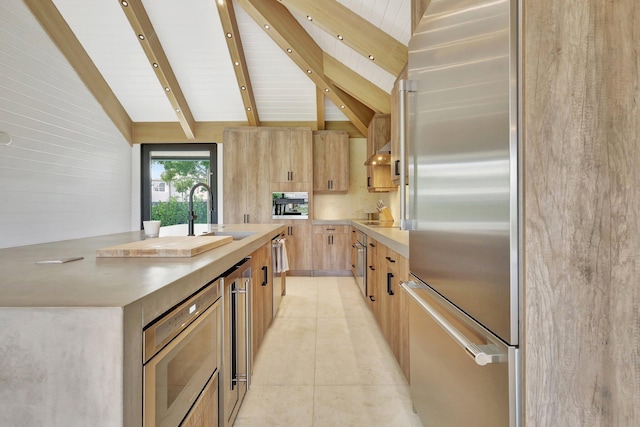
[96,235,233,258]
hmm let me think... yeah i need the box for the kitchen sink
[200,231,255,240]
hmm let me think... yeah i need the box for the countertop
[314,219,409,258]
[0,223,284,317]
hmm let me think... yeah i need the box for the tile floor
[234,276,424,427]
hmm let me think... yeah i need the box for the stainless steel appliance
[272,192,309,219]
[353,229,366,298]
[221,258,251,427]
[143,279,221,427]
[271,233,286,317]
[400,0,521,426]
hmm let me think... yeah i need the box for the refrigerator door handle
[401,281,506,366]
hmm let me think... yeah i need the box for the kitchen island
[0,223,285,427]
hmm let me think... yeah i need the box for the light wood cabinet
[391,65,408,186]
[366,114,396,192]
[251,242,272,362]
[181,374,218,427]
[223,128,271,224]
[272,219,312,273]
[350,227,357,279]
[366,237,380,316]
[313,131,349,193]
[269,128,312,184]
[312,225,350,272]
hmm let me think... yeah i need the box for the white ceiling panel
[142,0,246,122]
[324,96,349,121]
[337,0,411,44]
[234,2,316,122]
[51,0,177,122]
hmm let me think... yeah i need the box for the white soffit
[51,0,177,122]
[234,1,316,123]
[142,0,246,122]
[337,0,411,45]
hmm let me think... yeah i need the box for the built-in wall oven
[353,229,367,298]
[221,258,251,427]
[143,279,221,427]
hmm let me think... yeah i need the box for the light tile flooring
[234,276,423,427]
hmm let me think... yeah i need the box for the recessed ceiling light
[306,16,313,21]
[264,24,270,30]
[324,88,329,92]
[175,108,180,113]
[241,86,246,90]
[138,34,145,40]
[306,69,312,74]
[368,55,375,60]
[152,63,159,68]
[121,1,128,7]
[226,32,232,38]
[337,35,343,40]
[286,48,292,53]
[247,107,252,111]
[165,87,170,92]
[340,105,345,109]
[234,61,240,66]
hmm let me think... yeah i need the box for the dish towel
[274,237,289,273]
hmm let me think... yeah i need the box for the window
[141,144,218,228]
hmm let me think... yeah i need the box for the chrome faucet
[188,182,215,236]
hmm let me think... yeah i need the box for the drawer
[313,225,349,234]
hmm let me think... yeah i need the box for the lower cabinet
[366,238,410,382]
[273,220,312,273]
[251,242,273,365]
[312,225,350,273]
[181,373,218,427]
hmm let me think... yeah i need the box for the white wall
[0,0,132,249]
[313,138,393,220]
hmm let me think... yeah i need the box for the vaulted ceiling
[24,0,411,144]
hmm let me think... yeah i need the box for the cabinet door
[251,243,272,361]
[312,225,349,271]
[312,231,331,271]
[273,219,312,272]
[350,227,358,278]
[289,128,312,184]
[269,129,291,183]
[330,233,350,270]
[313,131,349,192]
[223,130,250,223]
[367,237,380,316]
[246,130,272,223]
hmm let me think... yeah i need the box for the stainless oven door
[144,298,221,427]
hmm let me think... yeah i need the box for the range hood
[364,141,391,166]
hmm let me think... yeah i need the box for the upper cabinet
[223,128,271,224]
[391,65,408,186]
[270,128,312,184]
[366,114,396,192]
[313,130,350,193]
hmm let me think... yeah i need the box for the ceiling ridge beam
[23,0,133,144]
[236,0,374,135]
[216,0,260,126]
[323,53,391,114]
[280,0,408,76]
[119,0,196,140]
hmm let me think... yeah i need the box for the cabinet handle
[369,265,375,271]
[327,228,336,231]
[262,265,268,286]
[351,264,355,268]
[327,180,331,189]
[367,176,371,187]
[288,226,293,235]
[394,159,400,176]
[369,243,375,247]
[387,272,395,296]
[385,256,396,263]
[369,295,375,302]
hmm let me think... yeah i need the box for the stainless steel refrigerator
[400,0,521,425]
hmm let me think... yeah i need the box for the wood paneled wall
[523,0,639,425]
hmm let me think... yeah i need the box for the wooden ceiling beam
[23,0,133,144]
[118,0,196,140]
[236,0,374,135]
[280,0,408,76]
[216,0,260,126]
[323,54,391,114]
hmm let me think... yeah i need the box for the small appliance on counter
[272,192,309,219]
